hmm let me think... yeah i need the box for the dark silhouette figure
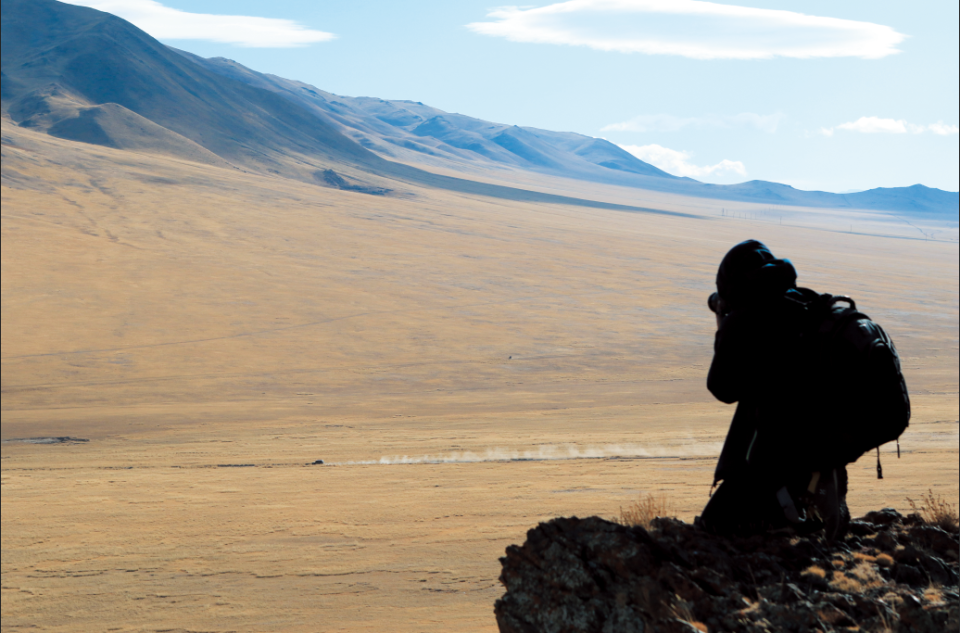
[698,240,849,538]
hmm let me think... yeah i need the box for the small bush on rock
[619,492,673,529]
[908,489,959,531]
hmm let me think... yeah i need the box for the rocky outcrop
[495,510,958,633]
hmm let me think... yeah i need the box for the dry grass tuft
[923,585,945,605]
[907,489,959,531]
[830,561,886,593]
[618,492,673,529]
[875,553,894,568]
[670,602,708,631]
[801,565,827,579]
[829,571,863,594]
[876,604,895,633]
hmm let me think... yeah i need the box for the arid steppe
[2,121,958,631]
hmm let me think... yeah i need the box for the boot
[809,467,849,542]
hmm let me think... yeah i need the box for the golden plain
[2,121,957,631]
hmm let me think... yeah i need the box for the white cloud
[64,0,336,48]
[821,117,959,136]
[838,117,911,134]
[602,112,784,133]
[928,122,960,136]
[620,143,746,180]
[466,0,904,60]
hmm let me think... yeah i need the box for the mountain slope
[4,0,702,216]
[169,48,677,182]
[1,0,379,175]
[171,51,957,217]
[2,0,956,217]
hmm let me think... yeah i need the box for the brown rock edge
[495,510,959,633]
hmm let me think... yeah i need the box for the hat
[716,239,797,308]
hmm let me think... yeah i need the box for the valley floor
[2,123,958,631]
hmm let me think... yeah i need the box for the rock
[495,511,960,633]
[862,508,904,525]
[848,520,879,536]
[908,525,959,559]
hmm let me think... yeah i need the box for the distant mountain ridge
[2,0,957,218]
[174,49,960,216]
[171,50,958,218]
[169,48,676,182]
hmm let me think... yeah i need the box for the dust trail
[331,443,723,466]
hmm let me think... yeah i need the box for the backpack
[789,289,911,475]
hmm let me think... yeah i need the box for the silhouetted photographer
[697,240,910,540]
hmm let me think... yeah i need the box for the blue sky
[66,1,959,193]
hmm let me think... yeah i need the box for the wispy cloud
[64,0,336,48]
[603,112,784,133]
[466,0,904,60]
[620,144,746,180]
[820,117,959,136]
[928,122,960,136]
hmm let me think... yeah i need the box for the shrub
[907,489,959,531]
[619,492,673,529]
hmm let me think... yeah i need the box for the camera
[708,292,729,318]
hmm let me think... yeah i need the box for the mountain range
[2,0,957,217]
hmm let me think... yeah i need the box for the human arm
[707,311,752,404]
